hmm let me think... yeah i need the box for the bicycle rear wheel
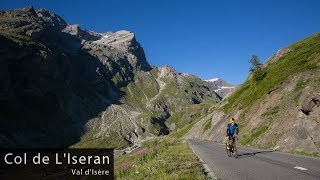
[227,150,232,157]
[233,146,238,159]
[226,144,231,157]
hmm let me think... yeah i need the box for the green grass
[222,33,320,113]
[172,123,195,139]
[265,133,283,149]
[171,112,209,139]
[115,139,206,179]
[71,108,133,149]
[240,125,269,145]
[0,31,32,43]
[166,112,184,128]
[72,125,130,148]
[261,106,280,117]
[73,67,219,148]
[0,17,33,43]
[291,151,320,158]
[292,80,309,106]
[294,80,308,92]
[120,70,159,111]
[202,119,212,132]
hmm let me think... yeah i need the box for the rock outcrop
[300,88,320,115]
[62,24,101,41]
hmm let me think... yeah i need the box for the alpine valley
[1,6,319,157]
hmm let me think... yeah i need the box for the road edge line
[187,141,218,180]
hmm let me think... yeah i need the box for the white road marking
[294,166,308,171]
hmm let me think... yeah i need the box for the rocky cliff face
[186,33,320,155]
[0,7,220,148]
[0,6,118,148]
[82,30,152,87]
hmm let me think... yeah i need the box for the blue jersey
[226,123,238,136]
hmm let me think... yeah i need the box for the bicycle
[226,136,238,159]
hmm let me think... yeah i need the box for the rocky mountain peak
[204,77,235,98]
[158,65,177,78]
[17,6,37,16]
[95,30,135,50]
[83,30,151,72]
[62,24,101,41]
[0,6,37,20]
[36,8,67,30]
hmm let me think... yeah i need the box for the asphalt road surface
[188,139,320,180]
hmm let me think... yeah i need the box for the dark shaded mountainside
[186,32,320,155]
[0,7,220,148]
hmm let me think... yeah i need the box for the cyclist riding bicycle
[226,118,239,149]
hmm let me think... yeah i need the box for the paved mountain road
[188,139,320,180]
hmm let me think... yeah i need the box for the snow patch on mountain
[205,78,220,82]
[204,78,235,98]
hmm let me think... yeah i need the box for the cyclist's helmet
[230,118,235,123]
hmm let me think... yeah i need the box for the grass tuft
[261,106,280,117]
[203,119,212,132]
[240,125,269,145]
[292,151,320,158]
[294,80,308,92]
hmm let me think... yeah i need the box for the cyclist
[226,118,239,149]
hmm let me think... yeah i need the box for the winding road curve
[188,139,320,180]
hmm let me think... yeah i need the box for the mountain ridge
[0,6,220,148]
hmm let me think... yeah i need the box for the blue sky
[1,0,320,84]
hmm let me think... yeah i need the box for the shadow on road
[237,150,274,159]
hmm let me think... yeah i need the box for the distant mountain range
[204,78,235,98]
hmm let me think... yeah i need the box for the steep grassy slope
[222,33,320,112]
[186,33,320,155]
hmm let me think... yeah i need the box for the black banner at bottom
[0,148,114,180]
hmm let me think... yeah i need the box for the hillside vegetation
[186,33,320,155]
[115,138,206,179]
[73,67,219,148]
[223,33,320,112]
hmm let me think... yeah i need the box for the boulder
[124,131,139,144]
[301,93,320,115]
